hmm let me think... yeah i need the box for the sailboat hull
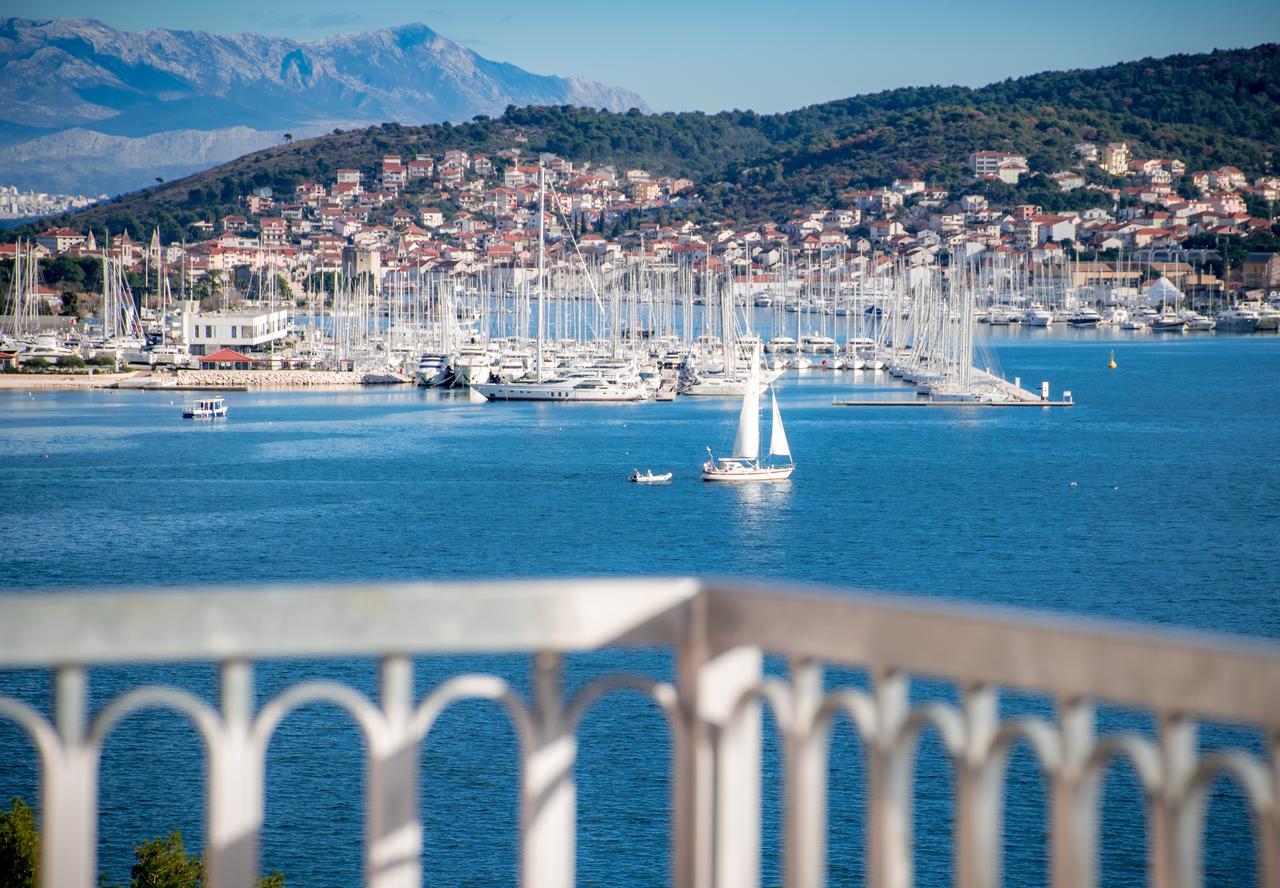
[701,461,794,482]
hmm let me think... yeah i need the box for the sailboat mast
[536,163,545,380]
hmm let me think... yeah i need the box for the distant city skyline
[6,0,1279,114]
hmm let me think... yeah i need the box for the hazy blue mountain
[0,17,647,195]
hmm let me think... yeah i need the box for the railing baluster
[786,658,826,888]
[708,645,763,888]
[1266,731,1280,888]
[367,655,420,888]
[1051,697,1095,888]
[43,665,95,888]
[207,659,260,888]
[521,651,575,888]
[674,606,710,888]
[957,684,999,888]
[1153,715,1199,888]
[868,669,909,888]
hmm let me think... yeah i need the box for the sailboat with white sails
[702,345,794,482]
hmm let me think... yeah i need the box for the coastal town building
[969,151,1028,184]
[1242,253,1280,290]
[183,308,289,356]
[1101,143,1131,176]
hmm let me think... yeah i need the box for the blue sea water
[1,328,1277,886]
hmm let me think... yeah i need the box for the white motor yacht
[1214,306,1261,332]
[799,334,838,355]
[1255,304,1280,331]
[1022,306,1053,327]
[451,345,493,387]
[1181,311,1216,331]
[473,371,648,402]
[416,353,451,387]
[1149,311,1186,332]
[1065,308,1103,327]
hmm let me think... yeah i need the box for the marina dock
[832,399,1074,407]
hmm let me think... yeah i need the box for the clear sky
[8,0,1280,113]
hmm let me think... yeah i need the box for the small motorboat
[183,397,227,419]
[630,469,672,484]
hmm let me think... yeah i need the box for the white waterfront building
[183,308,289,356]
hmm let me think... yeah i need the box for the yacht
[1022,306,1053,327]
[680,364,783,397]
[1149,311,1186,332]
[1181,311,1216,331]
[1214,306,1261,332]
[415,353,451,387]
[16,332,76,363]
[451,342,493,387]
[799,334,838,354]
[1255,304,1280,331]
[472,369,648,402]
[1065,308,1103,328]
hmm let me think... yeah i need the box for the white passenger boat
[630,469,672,484]
[182,397,227,419]
[702,346,794,482]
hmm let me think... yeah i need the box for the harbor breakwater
[173,369,410,387]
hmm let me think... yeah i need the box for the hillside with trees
[28,43,1280,237]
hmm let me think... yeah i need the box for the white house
[183,308,289,356]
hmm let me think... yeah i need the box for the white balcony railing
[1,578,1277,888]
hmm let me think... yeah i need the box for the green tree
[0,797,39,888]
[44,255,87,290]
[121,830,286,888]
[129,833,201,888]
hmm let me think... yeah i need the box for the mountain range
[0,17,647,196]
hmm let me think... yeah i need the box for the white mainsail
[768,389,790,458]
[731,343,762,459]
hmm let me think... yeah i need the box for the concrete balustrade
[1,578,1277,888]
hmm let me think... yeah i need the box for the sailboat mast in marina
[702,344,794,482]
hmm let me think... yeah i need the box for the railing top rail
[0,578,700,666]
[704,581,1280,728]
[3,577,1278,728]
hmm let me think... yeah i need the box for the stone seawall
[174,370,410,387]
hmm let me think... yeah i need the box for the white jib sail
[732,343,762,459]
[769,389,790,458]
